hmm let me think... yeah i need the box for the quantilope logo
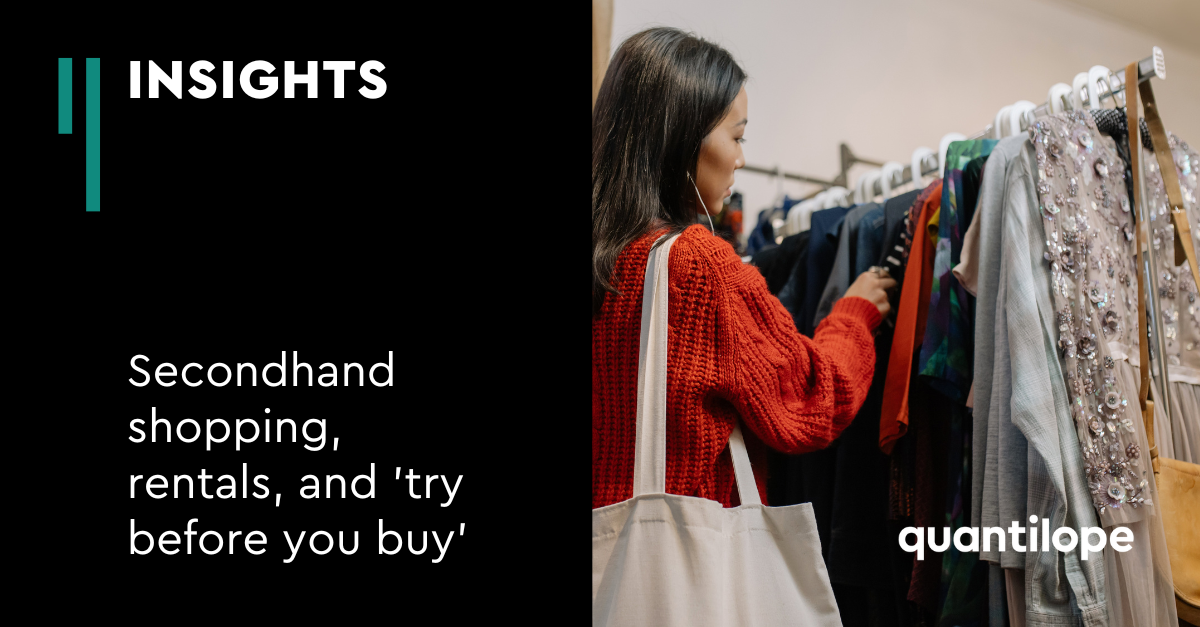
[60,58,99,212]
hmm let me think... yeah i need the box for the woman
[592,27,893,509]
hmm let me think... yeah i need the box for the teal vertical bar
[59,58,72,134]
[86,58,100,212]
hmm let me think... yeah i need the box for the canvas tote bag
[592,232,842,626]
[1127,62,1200,624]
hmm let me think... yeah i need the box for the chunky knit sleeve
[712,239,881,454]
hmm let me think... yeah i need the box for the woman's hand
[843,269,896,318]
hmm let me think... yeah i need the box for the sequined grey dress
[1031,111,1177,627]
[1031,112,1148,516]
[1141,133,1200,464]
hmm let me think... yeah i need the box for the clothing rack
[864,51,1164,195]
[740,49,1167,206]
[961,45,1177,429]
[966,48,1166,140]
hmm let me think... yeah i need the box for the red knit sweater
[592,225,881,509]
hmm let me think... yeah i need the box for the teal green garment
[919,139,996,401]
[920,139,995,626]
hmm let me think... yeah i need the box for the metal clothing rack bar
[740,143,887,200]
[739,164,837,188]
[744,145,940,203]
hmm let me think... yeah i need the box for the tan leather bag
[1127,62,1200,624]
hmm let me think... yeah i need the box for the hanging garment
[879,190,924,272]
[963,157,987,230]
[774,205,876,597]
[855,202,891,277]
[953,158,988,298]
[933,402,987,626]
[977,132,1110,625]
[1012,132,1111,626]
[919,140,995,403]
[971,136,1030,575]
[1031,112,1144,510]
[879,188,928,294]
[1141,134,1200,464]
[797,206,852,337]
[872,190,926,342]
[745,208,777,257]
[746,196,804,256]
[885,188,943,526]
[1127,72,1200,624]
[987,563,1010,627]
[1087,109,1197,464]
[821,204,901,592]
[1090,108,1152,212]
[907,352,950,614]
[778,206,850,336]
[880,183,942,455]
[815,201,915,626]
[592,232,842,626]
[767,220,838,554]
[753,230,810,295]
[923,143,993,625]
[813,202,881,329]
[771,205,854,570]
[880,193,950,613]
[776,239,813,341]
[1030,111,1178,626]
[1006,568,1027,627]
[888,415,918,523]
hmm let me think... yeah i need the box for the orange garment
[879,181,942,454]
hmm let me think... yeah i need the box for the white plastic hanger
[822,186,851,209]
[791,192,824,235]
[863,169,884,203]
[1087,65,1112,109]
[1107,71,1126,108]
[1047,83,1072,114]
[910,146,934,190]
[938,133,965,178]
[880,162,905,198]
[1008,100,1036,136]
[854,169,882,204]
[1071,72,1090,110]
[993,104,1013,139]
[787,192,825,235]
[782,201,802,236]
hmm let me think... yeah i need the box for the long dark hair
[592,27,746,316]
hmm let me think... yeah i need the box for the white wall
[610,0,1200,240]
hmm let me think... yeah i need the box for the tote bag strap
[633,232,762,505]
[727,421,761,505]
